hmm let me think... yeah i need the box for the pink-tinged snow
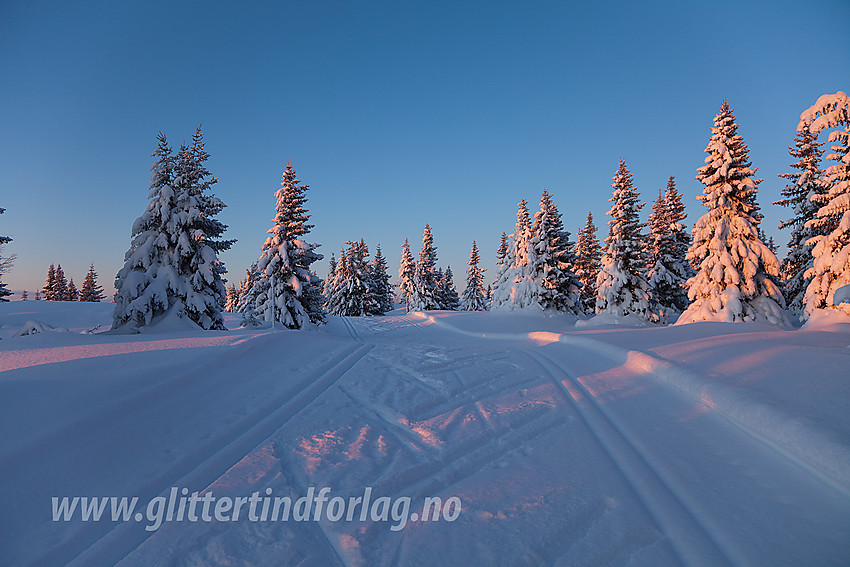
[1,303,849,566]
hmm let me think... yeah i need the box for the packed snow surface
[1,301,849,566]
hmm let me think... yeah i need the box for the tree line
[2,91,846,329]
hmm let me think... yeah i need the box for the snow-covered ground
[1,301,849,566]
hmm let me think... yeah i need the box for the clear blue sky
[1,0,848,294]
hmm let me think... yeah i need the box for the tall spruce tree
[79,263,105,302]
[461,241,487,311]
[679,101,786,324]
[595,160,657,320]
[326,240,374,316]
[369,244,394,314]
[113,130,234,331]
[0,206,12,302]
[530,189,583,314]
[236,263,260,315]
[774,125,828,314]
[574,211,602,313]
[437,266,460,310]
[252,164,325,328]
[491,200,532,309]
[42,264,57,301]
[54,265,68,301]
[67,278,79,302]
[324,253,337,297]
[798,91,850,316]
[647,177,692,315]
[224,283,239,312]
[410,224,440,311]
[397,239,416,311]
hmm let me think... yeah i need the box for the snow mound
[834,284,850,306]
[12,320,69,337]
[575,312,656,328]
[801,308,850,331]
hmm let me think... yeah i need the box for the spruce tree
[680,101,785,324]
[324,247,347,315]
[20,290,27,301]
[437,266,460,310]
[461,241,487,311]
[491,200,531,309]
[595,160,657,320]
[54,264,68,301]
[493,231,509,291]
[113,130,234,331]
[324,253,337,297]
[42,264,57,301]
[67,278,79,302]
[774,125,828,314]
[79,263,105,302]
[326,240,374,316]
[575,211,602,313]
[530,189,583,314]
[252,164,325,328]
[798,91,850,316]
[397,239,416,311]
[410,224,440,311]
[224,283,239,312]
[647,177,692,315]
[236,263,260,314]
[0,206,12,302]
[369,244,394,314]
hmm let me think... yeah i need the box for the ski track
[60,341,375,567]
[523,348,732,567]
[9,309,850,565]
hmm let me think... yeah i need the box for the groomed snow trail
[1,307,849,566]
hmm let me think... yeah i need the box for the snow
[834,284,850,306]
[1,301,849,566]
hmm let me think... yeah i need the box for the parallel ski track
[523,347,733,567]
[341,316,364,342]
[58,341,374,567]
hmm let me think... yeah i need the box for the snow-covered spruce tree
[679,101,786,324]
[252,164,325,328]
[326,240,374,316]
[368,244,394,314]
[595,160,658,320]
[236,263,259,313]
[0,206,12,302]
[54,264,68,301]
[461,241,488,311]
[574,211,602,312]
[647,177,692,315]
[323,253,337,297]
[530,189,583,314]
[410,224,440,311]
[774,125,828,314]
[20,290,27,301]
[324,247,346,315]
[492,231,509,290]
[113,130,234,331]
[437,266,460,310]
[42,264,56,300]
[79,263,105,302]
[67,278,79,302]
[798,91,850,316]
[397,239,416,311]
[224,283,239,312]
[490,200,532,309]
